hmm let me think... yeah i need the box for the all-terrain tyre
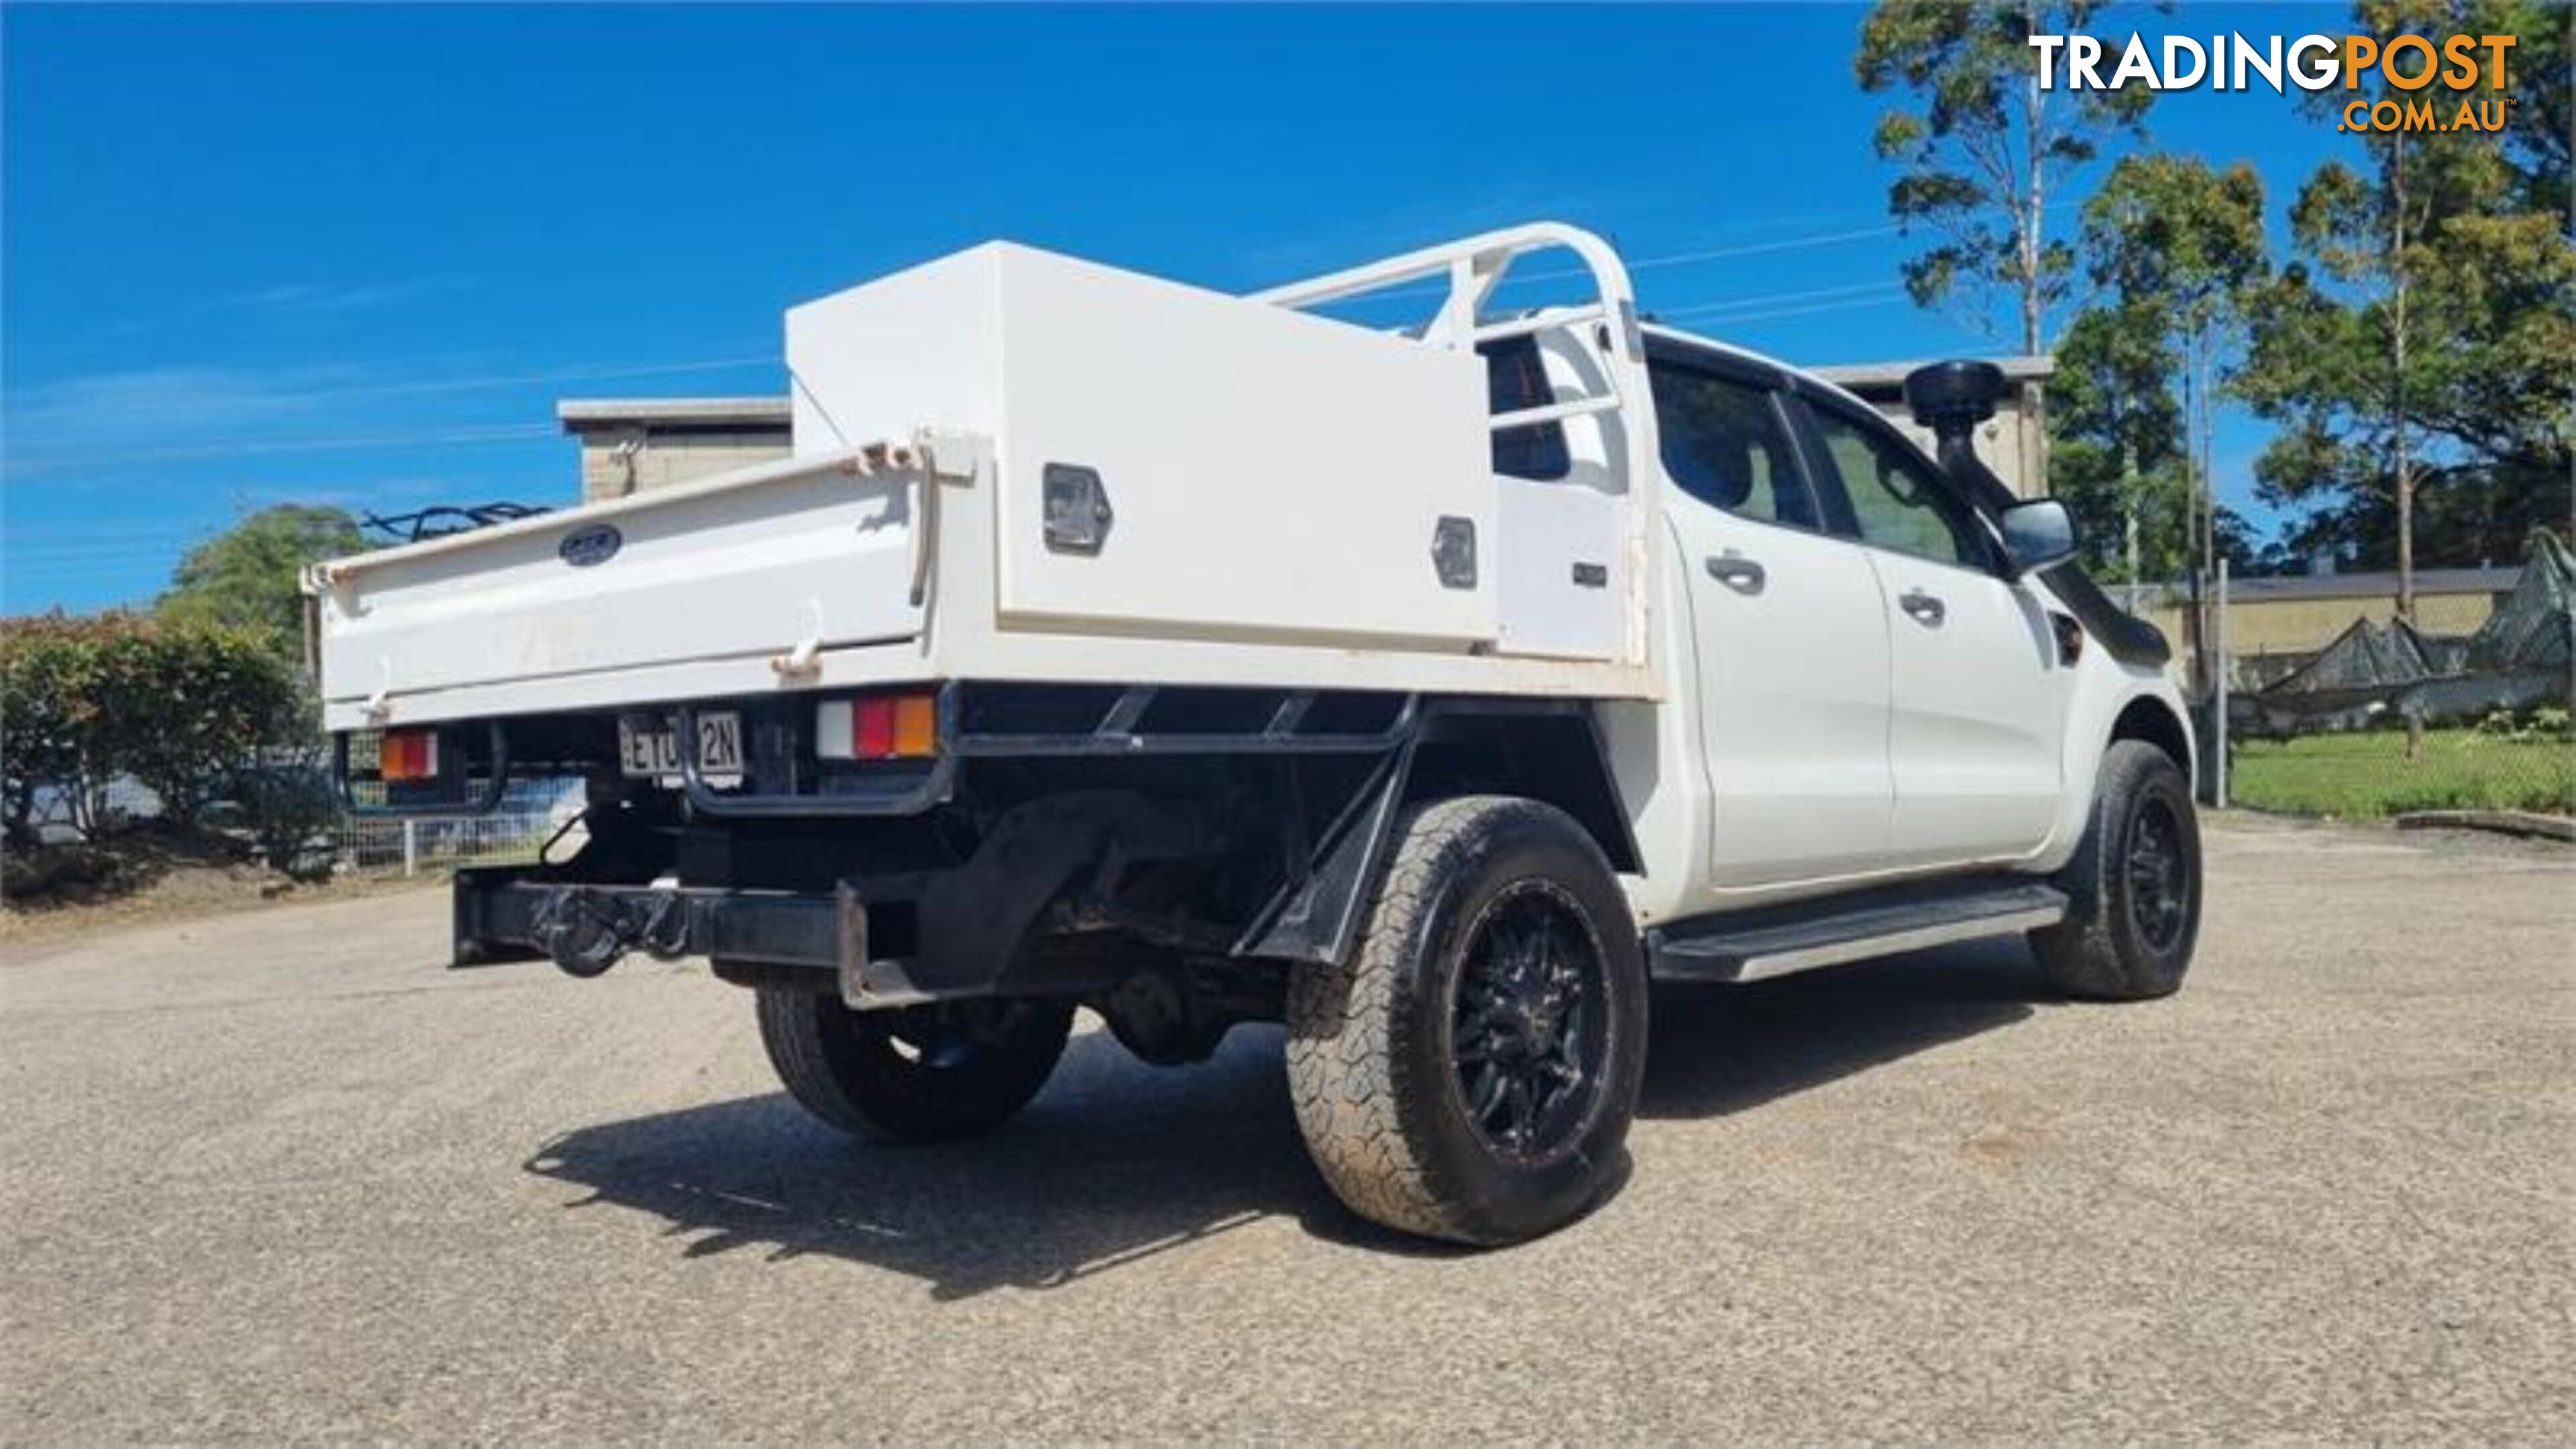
[755,988,1074,1142]
[1286,796,1648,1246]
[2031,740,2202,1001]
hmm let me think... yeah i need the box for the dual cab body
[311,223,2201,1244]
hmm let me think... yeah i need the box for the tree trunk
[2017,13,2049,492]
[2021,1,2046,358]
[2120,432,2141,609]
[73,769,107,841]
[2391,134,2422,763]
[2182,363,2210,700]
[2193,329,2212,598]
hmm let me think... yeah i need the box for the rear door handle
[1898,589,1946,627]
[1705,553,1766,594]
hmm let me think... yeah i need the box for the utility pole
[2214,558,2231,809]
[2182,367,2209,700]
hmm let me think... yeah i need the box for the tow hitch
[529,885,691,978]
[454,872,875,990]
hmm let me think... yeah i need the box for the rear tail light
[816,691,939,761]
[380,729,440,782]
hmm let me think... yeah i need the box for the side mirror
[1999,498,2077,576]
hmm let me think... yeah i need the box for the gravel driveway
[3,815,2567,1441]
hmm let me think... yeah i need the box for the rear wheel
[2032,740,2202,1000]
[755,987,1073,1142]
[1286,796,1647,1246]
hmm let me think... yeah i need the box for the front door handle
[1898,589,1946,627]
[1705,553,1766,594]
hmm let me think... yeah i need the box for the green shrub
[1,611,308,840]
[99,619,303,826]
[2,614,116,842]
[207,763,341,877]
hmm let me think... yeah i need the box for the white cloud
[211,277,459,315]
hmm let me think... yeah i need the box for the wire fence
[2178,541,2575,824]
[2224,723,2574,821]
[333,777,587,875]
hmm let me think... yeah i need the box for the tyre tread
[1286,796,1595,1243]
[754,987,1070,1142]
[2033,740,2197,1002]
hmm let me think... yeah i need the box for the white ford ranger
[309,223,2200,1244]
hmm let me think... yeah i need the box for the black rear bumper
[455,872,841,967]
[453,870,951,1004]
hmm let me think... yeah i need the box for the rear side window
[1480,335,1570,480]
[1648,363,1815,529]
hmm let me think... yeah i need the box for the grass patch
[2231,728,2576,820]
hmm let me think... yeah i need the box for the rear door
[1790,390,2066,866]
[1652,350,1894,888]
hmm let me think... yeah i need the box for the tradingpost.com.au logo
[2031,30,2519,133]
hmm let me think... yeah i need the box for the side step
[1647,878,2068,985]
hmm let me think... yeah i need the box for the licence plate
[619,711,743,778]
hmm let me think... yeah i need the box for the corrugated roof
[1809,356,2056,390]
[2135,567,2522,607]
[557,397,790,431]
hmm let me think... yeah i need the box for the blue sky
[3,3,2349,614]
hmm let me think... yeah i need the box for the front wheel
[2031,740,2202,1001]
[755,988,1074,1142]
[1286,796,1648,1246]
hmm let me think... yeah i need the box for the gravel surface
[3,815,2568,1442]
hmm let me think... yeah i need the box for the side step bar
[1648,879,2068,985]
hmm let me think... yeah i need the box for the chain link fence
[2182,536,2575,825]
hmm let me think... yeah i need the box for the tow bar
[453,873,916,1002]
[529,885,691,978]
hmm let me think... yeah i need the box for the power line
[1668,293,1913,327]
[1309,223,1905,307]
[1609,225,1904,277]
[8,223,1919,474]
[294,353,776,402]
[6,422,560,474]
[1656,282,1908,321]
[2,352,783,472]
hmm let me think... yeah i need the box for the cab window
[1648,362,1815,529]
[1479,335,1570,480]
[1803,405,1988,568]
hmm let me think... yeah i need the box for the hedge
[1,612,309,845]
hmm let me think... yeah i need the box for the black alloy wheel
[2124,794,2192,954]
[1451,881,1610,1161]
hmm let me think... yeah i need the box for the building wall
[1872,400,2047,500]
[1807,359,2054,500]
[2146,589,2508,662]
[576,426,790,502]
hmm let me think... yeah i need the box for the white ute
[311,223,2202,1244]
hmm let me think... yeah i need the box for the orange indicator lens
[381,730,439,781]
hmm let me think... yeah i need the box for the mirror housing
[1999,498,2078,577]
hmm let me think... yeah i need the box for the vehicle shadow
[526,941,2046,1297]
[525,1026,1387,1302]
[1639,936,2042,1118]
